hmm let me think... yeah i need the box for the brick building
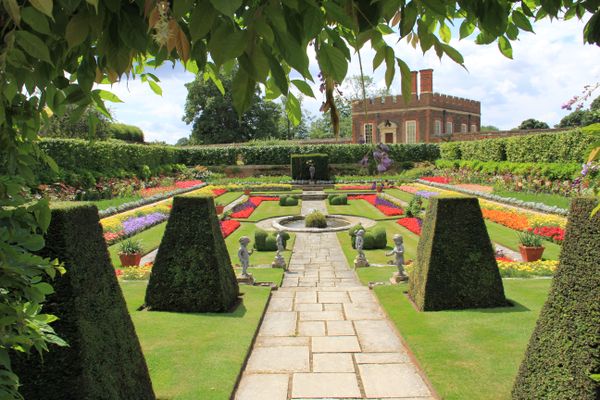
[351,69,481,144]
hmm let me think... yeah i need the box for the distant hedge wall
[435,159,582,180]
[291,153,329,180]
[109,123,145,143]
[439,127,599,163]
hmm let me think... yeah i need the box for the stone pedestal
[272,254,287,269]
[237,273,255,285]
[389,271,409,284]
[354,255,369,268]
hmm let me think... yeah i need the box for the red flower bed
[220,220,241,238]
[212,188,227,197]
[397,217,422,235]
[530,225,565,242]
[377,205,404,216]
[175,180,204,189]
[103,230,124,242]
[249,196,279,207]
[496,257,514,262]
[421,176,450,184]
[348,194,404,216]
[338,185,373,190]
[230,196,279,219]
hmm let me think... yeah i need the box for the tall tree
[517,118,550,130]
[40,106,112,140]
[558,95,600,128]
[183,70,283,144]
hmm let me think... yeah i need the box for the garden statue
[354,229,370,268]
[238,236,253,278]
[387,234,408,283]
[309,162,316,182]
[272,230,287,269]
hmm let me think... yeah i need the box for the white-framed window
[461,123,468,133]
[364,123,373,143]
[405,120,417,144]
[470,124,477,132]
[446,121,453,135]
[434,120,442,135]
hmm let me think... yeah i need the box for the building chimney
[411,71,418,95]
[419,69,433,94]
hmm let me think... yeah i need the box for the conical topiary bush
[144,195,239,312]
[512,197,600,399]
[408,196,508,311]
[14,205,155,400]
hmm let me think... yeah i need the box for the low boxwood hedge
[279,195,299,206]
[349,224,387,250]
[408,197,508,311]
[329,194,348,205]
[512,198,600,399]
[144,195,239,312]
[14,205,155,400]
[254,228,290,251]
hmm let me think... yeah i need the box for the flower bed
[348,194,404,216]
[496,260,558,278]
[396,185,440,198]
[396,217,423,235]
[336,184,376,191]
[212,188,227,197]
[220,220,241,238]
[529,225,565,243]
[230,196,279,219]
[116,263,153,280]
[421,176,450,184]
[139,180,205,198]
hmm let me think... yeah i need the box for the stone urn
[519,245,545,262]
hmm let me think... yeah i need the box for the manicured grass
[233,267,285,285]
[493,190,571,210]
[375,279,552,400]
[215,191,243,206]
[327,199,397,221]
[251,190,303,194]
[386,189,427,205]
[243,201,302,222]
[485,220,561,260]
[225,222,296,267]
[121,281,271,400]
[108,222,167,267]
[52,195,142,211]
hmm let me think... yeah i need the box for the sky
[101,18,600,144]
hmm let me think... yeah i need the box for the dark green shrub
[145,195,239,312]
[291,153,330,180]
[254,228,268,249]
[328,194,337,202]
[285,196,299,206]
[264,235,277,250]
[459,138,506,161]
[408,197,508,311]
[512,198,600,400]
[372,226,387,248]
[14,205,155,400]
[330,194,348,205]
[349,224,387,249]
[305,211,327,228]
[254,229,290,251]
[109,123,145,143]
[363,233,375,249]
[279,195,289,206]
[439,142,462,160]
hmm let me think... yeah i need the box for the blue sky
[102,18,600,144]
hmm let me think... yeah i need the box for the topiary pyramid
[512,198,600,399]
[408,197,507,311]
[14,205,155,400]
[145,195,239,312]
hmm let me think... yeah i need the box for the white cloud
[104,18,600,141]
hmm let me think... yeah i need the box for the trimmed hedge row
[109,123,145,143]
[439,127,600,163]
[512,198,600,399]
[435,159,582,180]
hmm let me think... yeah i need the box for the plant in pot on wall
[243,186,251,196]
[215,202,225,214]
[118,239,144,267]
[517,230,545,262]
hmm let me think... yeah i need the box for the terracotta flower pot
[215,205,225,214]
[376,186,383,193]
[519,245,545,262]
[119,253,142,267]
[244,189,251,195]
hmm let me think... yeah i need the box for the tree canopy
[517,118,550,130]
[1,0,599,398]
[559,95,600,128]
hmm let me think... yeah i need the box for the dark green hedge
[512,197,600,399]
[254,229,290,251]
[349,224,387,250]
[329,194,348,205]
[408,197,507,311]
[439,128,599,163]
[14,205,155,400]
[435,159,582,180]
[145,196,239,312]
[279,195,299,206]
[291,153,330,180]
[109,123,145,143]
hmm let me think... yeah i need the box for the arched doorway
[378,120,398,144]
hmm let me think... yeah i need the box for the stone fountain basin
[264,214,377,233]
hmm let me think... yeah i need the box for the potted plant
[376,183,383,193]
[118,239,144,267]
[215,202,225,214]
[517,230,545,262]
[243,186,251,196]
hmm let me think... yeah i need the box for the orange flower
[481,209,529,231]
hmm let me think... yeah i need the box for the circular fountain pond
[272,215,353,232]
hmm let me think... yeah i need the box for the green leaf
[420,0,446,16]
[208,24,247,66]
[399,3,417,37]
[498,36,513,59]
[291,79,315,97]
[512,10,534,32]
[148,81,162,96]
[189,2,216,40]
[208,0,241,17]
[30,0,53,19]
[323,1,355,30]
[397,58,412,103]
[285,92,301,126]
[14,30,53,65]
[22,234,44,251]
[254,18,274,44]
[440,43,464,65]
[232,67,255,115]
[384,47,395,88]
[21,7,50,34]
[439,23,451,43]
[266,52,288,95]
[65,14,89,50]
[96,89,123,103]
[506,23,519,40]
[3,0,21,25]
[459,19,475,39]
[173,0,194,19]
[316,43,348,83]
[34,282,54,295]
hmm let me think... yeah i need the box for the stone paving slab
[235,221,433,399]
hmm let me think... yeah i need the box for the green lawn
[242,201,302,222]
[121,281,271,400]
[385,189,422,205]
[52,195,142,211]
[226,222,296,268]
[485,221,561,260]
[493,190,571,210]
[327,199,397,221]
[215,191,243,206]
[375,279,552,400]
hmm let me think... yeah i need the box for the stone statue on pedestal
[238,236,253,277]
[272,230,287,269]
[354,229,369,268]
[309,163,316,183]
[387,234,408,283]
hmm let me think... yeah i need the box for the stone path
[235,230,435,399]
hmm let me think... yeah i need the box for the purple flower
[415,190,438,199]
[122,212,168,235]
[359,154,369,167]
